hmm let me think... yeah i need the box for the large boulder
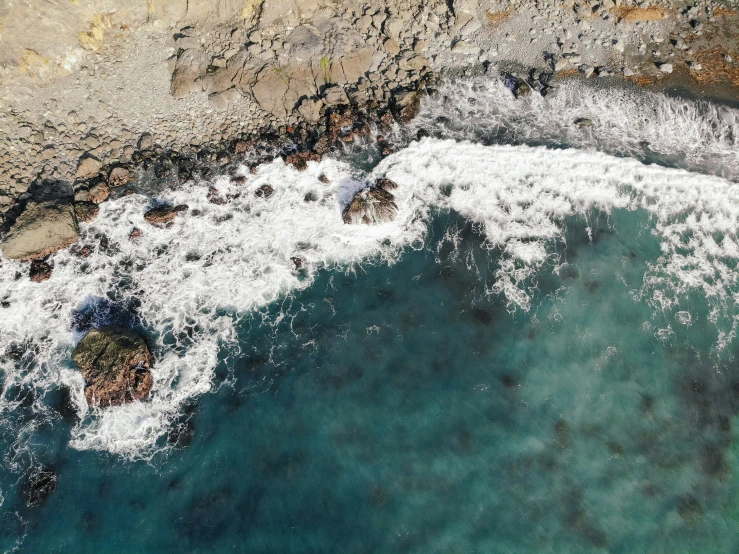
[0,201,79,260]
[71,326,154,408]
[342,180,398,225]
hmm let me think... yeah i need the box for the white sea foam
[2,78,739,458]
[394,75,739,180]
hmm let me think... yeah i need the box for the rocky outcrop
[74,202,100,223]
[71,325,154,408]
[342,179,399,225]
[144,204,189,225]
[29,260,52,282]
[0,201,79,260]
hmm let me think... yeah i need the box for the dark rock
[71,325,154,408]
[22,467,57,507]
[129,227,143,240]
[29,259,52,282]
[74,201,100,223]
[285,151,321,171]
[394,91,421,123]
[144,204,188,226]
[255,184,275,199]
[677,494,703,523]
[574,118,594,128]
[291,256,304,270]
[502,73,531,98]
[375,178,398,191]
[207,188,228,205]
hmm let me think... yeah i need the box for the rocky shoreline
[1,0,739,245]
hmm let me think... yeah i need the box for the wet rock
[108,167,131,188]
[285,151,321,171]
[22,467,57,507]
[207,188,228,205]
[502,73,531,98]
[71,325,154,408]
[255,184,275,199]
[88,183,110,204]
[574,118,594,128]
[129,227,143,240]
[74,201,99,223]
[375,178,398,191]
[0,201,79,260]
[29,259,52,282]
[144,204,188,226]
[342,184,398,225]
[393,91,422,123]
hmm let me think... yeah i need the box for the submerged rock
[71,326,154,408]
[144,204,188,226]
[342,180,399,225]
[0,201,79,260]
[22,467,57,507]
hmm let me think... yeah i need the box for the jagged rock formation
[144,204,189,226]
[71,325,154,408]
[342,179,399,225]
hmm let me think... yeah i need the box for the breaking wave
[1,76,739,459]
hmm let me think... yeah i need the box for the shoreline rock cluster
[0,0,737,232]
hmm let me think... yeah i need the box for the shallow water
[2,76,739,552]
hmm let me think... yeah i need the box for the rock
[88,183,110,204]
[656,62,673,73]
[285,151,321,170]
[255,184,275,198]
[342,184,398,225]
[74,202,99,223]
[297,98,323,123]
[76,157,102,179]
[138,133,153,150]
[502,73,531,98]
[144,204,188,226]
[108,167,131,188]
[29,259,53,282]
[324,87,350,106]
[0,201,79,260]
[129,227,143,240]
[574,118,594,128]
[554,58,570,71]
[209,88,241,111]
[71,326,154,408]
[22,468,57,507]
[393,91,421,123]
[384,39,401,55]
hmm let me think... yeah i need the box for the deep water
[3,207,739,553]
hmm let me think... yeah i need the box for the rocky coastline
[1,0,739,261]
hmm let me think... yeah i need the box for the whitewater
[1,75,739,464]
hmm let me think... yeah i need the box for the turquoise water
[3,206,739,552]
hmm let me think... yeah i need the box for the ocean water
[2,76,739,552]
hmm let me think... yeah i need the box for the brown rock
[144,204,188,225]
[129,228,143,240]
[88,183,110,204]
[285,151,321,171]
[255,184,274,198]
[108,167,131,188]
[29,260,52,283]
[76,157,102,179]
[342,185,398,225]
[71,326,154,408]
[74,202,99,223]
